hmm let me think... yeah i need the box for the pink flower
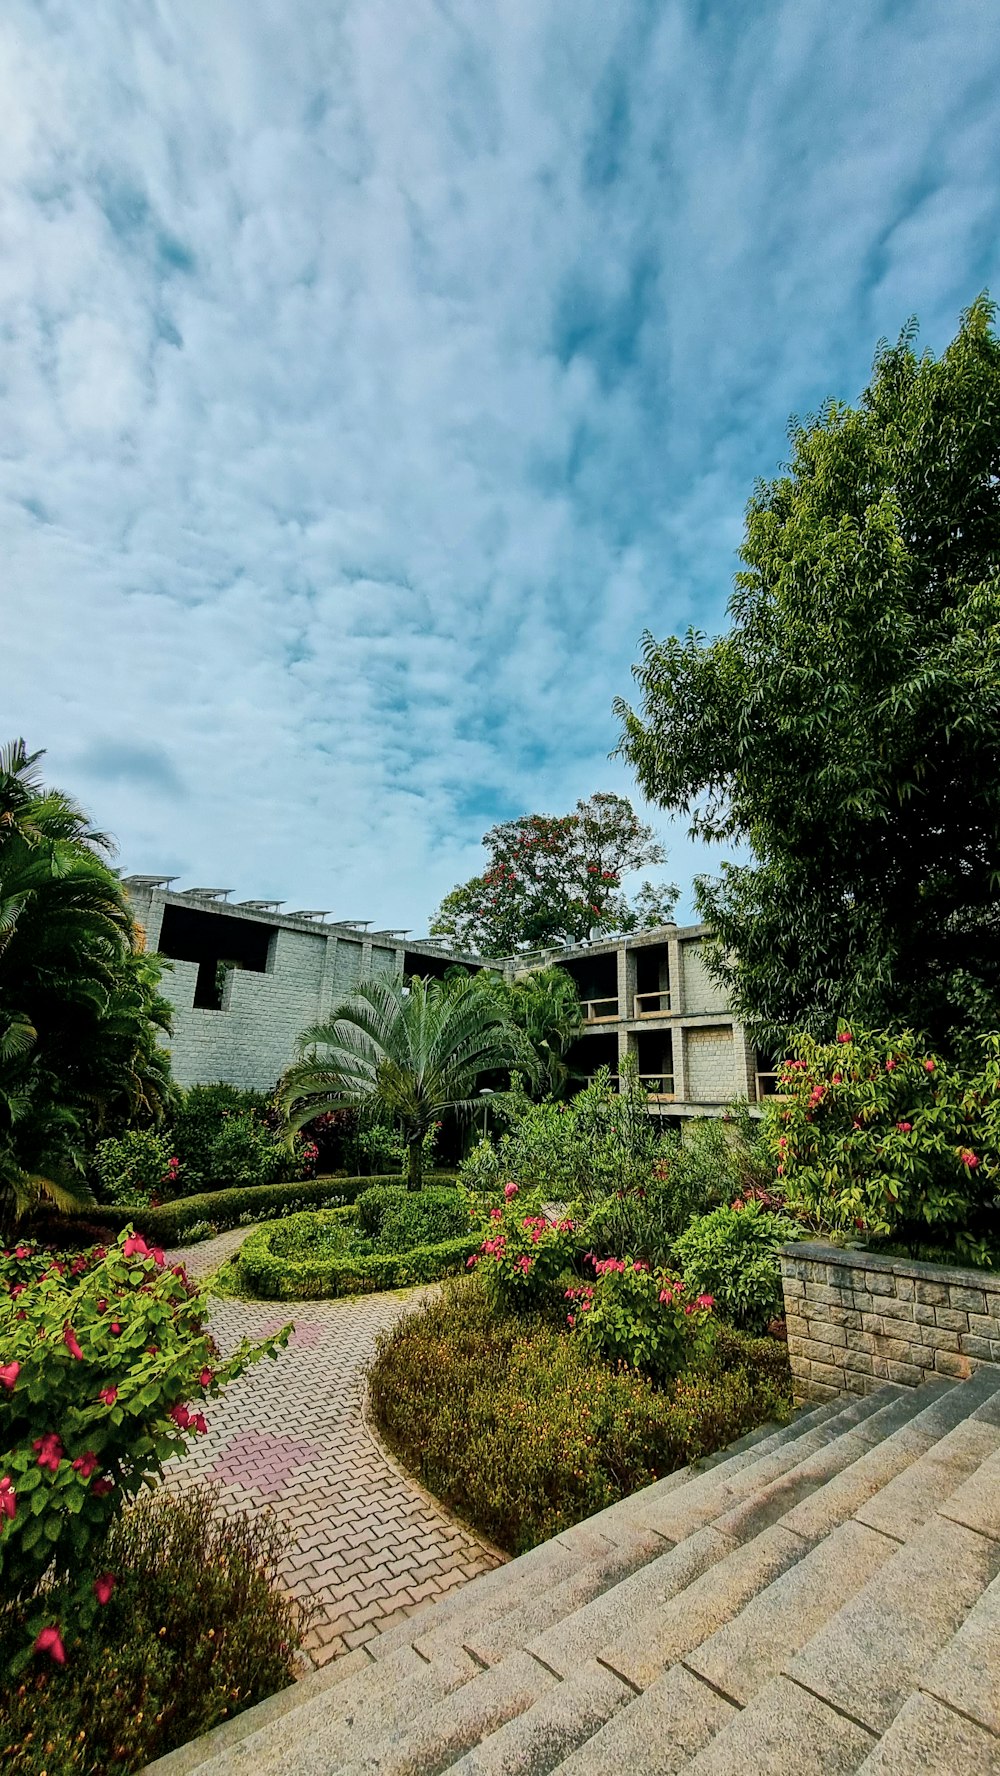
[189,1412,208,1435]
[924,1059,936,1073]
[169,1404,191,1429]
[960,1150,980,1168]
[199,1368,214,1388]
[63,1324,84,1361]
[503,1182,518,1200]
[33,1433,63,1473]
[566,1313,576,1328]
[837,1031,853,1044]
[0,1361,19,1391]
[695,1293,715,1309]
[93,1573,115,1606]
[92,1477,114,1497]
[0,1475,15,1520]
[516,1254,533,1275]
[34,1626,65,1665]
[110,1321,122,1336]
[99,1386,118,1406]
[466,1255,478,1268]
[72,1452,99,1479]
[489,1208,503,1222]
[896,1122,912,1134]
[123,1234,151,1261]
[886,1057,897,1071]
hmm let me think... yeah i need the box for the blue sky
[2,0,999,930]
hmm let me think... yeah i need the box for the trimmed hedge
[94,1173,460,1245]
[236,1208,478,1299]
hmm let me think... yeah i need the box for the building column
[731,1020,757,1101]
[672,1025,689,1103]
[667,933,682,1014]
[616,941,637,1021]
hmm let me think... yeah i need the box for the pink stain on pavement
[210,1428,321,1497]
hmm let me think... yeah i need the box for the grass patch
[369,1279,793,1554]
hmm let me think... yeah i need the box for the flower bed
[368,1280,792,1553]
[235,1194,478,1299]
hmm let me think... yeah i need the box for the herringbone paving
[165,1228,503,1667]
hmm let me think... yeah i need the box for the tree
[477,965,584,1098]
[282,974,526,1188]
[614,297,1000,1058]
[430,793,677,955]
[0,740,174,1228]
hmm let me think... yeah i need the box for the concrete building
[124,879,767,1117]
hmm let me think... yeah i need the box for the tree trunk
[406,1137,423,1191]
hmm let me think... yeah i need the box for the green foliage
[462,1064,671,1202]
[169,1084,296,1193]
[580,1111,766,1267]
[671,1201,800,1332]
[474,967,584,1098]
[429,793,676,955]
[369,1282,791,1553]
[0,740,175,1231]
[283,973,524,1188]
[766,1026,1000,1260]
[92,1130,179,1209]
[0,1486,303,1776]
[469,1186,579,1311]
[356,1184,469,1251]
[0,1232,288,1670]
[615,298,1000,1057]
[236,1204,477,1299]
[96,1172,459,1246]
[568,1258,717,1382]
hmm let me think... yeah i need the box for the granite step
[145,1366,1000,1776]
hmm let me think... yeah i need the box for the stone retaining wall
[780,1239,1000,1402]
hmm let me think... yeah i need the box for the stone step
[144,1368,1000,1775]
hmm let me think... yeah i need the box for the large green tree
[282,974,525,1187]
[430,792,677,956]
[615,298,1000,1058]
[0,740,174,1227]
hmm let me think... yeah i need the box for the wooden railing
[633,990,671,1018]
[582,996,619,1022]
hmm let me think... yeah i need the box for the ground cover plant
[0,1485,304,1776]
[0,1229,287,1670]
[236,1186,476,1298]
[369,1280,791,1553]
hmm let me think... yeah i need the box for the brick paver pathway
[165,1228,503,1667]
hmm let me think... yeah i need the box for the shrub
[768,1027,1000,1261]
[357,1185,469,1253]
[671,1201,800,1333]
[369,1282,792,1553]
[461,1065,672,1202]
[0,1231,287,1670]
[468,1184,578,1311]
[236,1207,477,1300]
[92,1130,180,1209]
[568,1258,716,1382]
[96,1172,460,1246]
[0,1485,304,1776]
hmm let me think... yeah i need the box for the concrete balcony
[633,989,672,1018]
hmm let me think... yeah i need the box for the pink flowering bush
[0,1228,289,1672]
[768,1027,1000,1260]
[467,1184,578,1309]
[568,1256,716,1383]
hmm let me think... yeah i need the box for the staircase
[148,1366,1000,1776]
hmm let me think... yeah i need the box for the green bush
[95,1173,460,1245]
[569,1258,717,1382]
[356,1185,469,1253]
[671,1201,800,1333]
[461,1065,672,1201]
[92,1130,180,1209]
[0,1485,304,1775]
[0,1232,287,1670]
[368,1281,792,1553]
[236,1207,478,1299]
[468,1185,579,1312]
[768,1027,1000,1262]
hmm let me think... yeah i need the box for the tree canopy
[615,297,1000,1058]
[429,792,677,955]
[0,740,174,1227]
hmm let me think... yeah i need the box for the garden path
[164,1227,503,1668]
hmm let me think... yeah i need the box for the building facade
[124,879,764,1116]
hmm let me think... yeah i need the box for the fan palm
[283,974,526,1188]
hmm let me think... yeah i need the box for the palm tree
[283,974,526,1188]
[0,739,174,1229]
[506,967,584,1098]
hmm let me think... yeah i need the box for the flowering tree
[429,793,677,955]
[1,1230,288,1671]
[615,299,1000,1058]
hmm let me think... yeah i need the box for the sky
[2,0,999,932]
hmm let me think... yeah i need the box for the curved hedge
[236,1207,478,1299]
[94,1172,460,1246]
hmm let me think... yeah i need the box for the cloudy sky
[2,1,999,930]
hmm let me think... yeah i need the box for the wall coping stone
[781,1240,1000,1298]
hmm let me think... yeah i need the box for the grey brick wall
[684,1026,739,1101]
[780,1240,1000,1402]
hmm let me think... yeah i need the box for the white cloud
[0,0,998,928]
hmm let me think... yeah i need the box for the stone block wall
[684,1026,739,1102]
[781,1241,1000,1401]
